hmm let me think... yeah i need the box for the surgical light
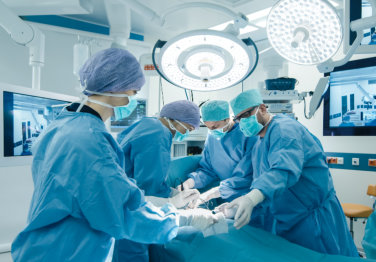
[266,0,342,65]
[152,29,258,91]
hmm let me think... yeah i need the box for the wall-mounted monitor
[110,99,147,132]
[344,0,376,54]
[0,83,78,166]
[323,56,376,136]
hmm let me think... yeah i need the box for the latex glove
[169,187,180,197]
[178,208,216,231]
[214,203,237,219]
[227,189,265,229]
[169,189,200,208]
[177,178,195,191]
[193,186,220,208]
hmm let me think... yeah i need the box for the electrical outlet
[352,158,359,166]
[337,157,344,165]
[369,159,376,167]
[327,157,337,164]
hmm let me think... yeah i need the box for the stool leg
[349,217,354,239]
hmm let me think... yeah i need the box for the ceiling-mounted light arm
[241,37,259,81]
[317,0,376,73]
[0,0,45,90]
[160,2,261,31]
[105,0,131,48]
[152,40,175,86]
[120,0,163,25]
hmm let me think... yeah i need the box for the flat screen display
[3,91,69,156]
[349,0,376,46]
[110,99,147,131]
[323,56,376,136]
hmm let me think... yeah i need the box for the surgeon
[113,100,202,262]
[179,100,258,207]
[11,48,215,262]
[363,209,376,259]
[222,89,358,256]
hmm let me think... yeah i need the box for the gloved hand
[178,208,216,231]
[214,203,237,219]
[169,189,200,208]
[177,178,195,191]
[226,189,265,229]
[193,186,220,208]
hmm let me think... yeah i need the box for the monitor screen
[3,91,69,157]
[349,0,376,47]
[323,56,376,136]
[110,99,147,131]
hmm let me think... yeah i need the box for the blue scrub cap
[79,48,145,96]
[160,100,201,129]
[201,100,230,122]
[230,89,263,116]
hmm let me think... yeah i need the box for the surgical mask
[113,96,138,121]
[239,107,263,137]
[85,91,137,121]
[165,118,190,142]
[208,121,230,140]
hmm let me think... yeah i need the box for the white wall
[0,23,150,261]
[289,54,376,249]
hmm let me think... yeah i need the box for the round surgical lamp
[152,29,259,91]
[266,0,342,65]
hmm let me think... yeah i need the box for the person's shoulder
[49,113,118,154]
[269,115,304,139]
[121,117,171,144]
[137,117,169,137]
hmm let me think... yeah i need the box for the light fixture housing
[266,0,342,65]
[152,29,258,91]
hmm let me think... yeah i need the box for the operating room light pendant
[152,29,259,91]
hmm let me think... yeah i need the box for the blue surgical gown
[11,110,179,262]
[250,115,358,256]
[362,209,376,259]
[113,117,173,262]
[189,123,258,200]
[117,117,172,198]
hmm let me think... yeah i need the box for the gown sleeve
[219,151,253,200]
[130,132,171,198]
[188,140,218,189]
[75,131,178,244]
[251,125,304,203]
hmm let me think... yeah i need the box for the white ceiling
[65,0,280,43]
[6,0,343,45]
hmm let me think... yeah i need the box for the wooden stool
[341,184,376,239]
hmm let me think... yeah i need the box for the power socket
[352,158,359,166]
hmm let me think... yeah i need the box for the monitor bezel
[323,56,376,136]
[0,83,78,167]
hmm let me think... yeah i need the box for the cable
[242,81,244,92]
[199,100,209,107]
[159,77,165,107]
[190,90,194,102]
[184,89,189,100]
